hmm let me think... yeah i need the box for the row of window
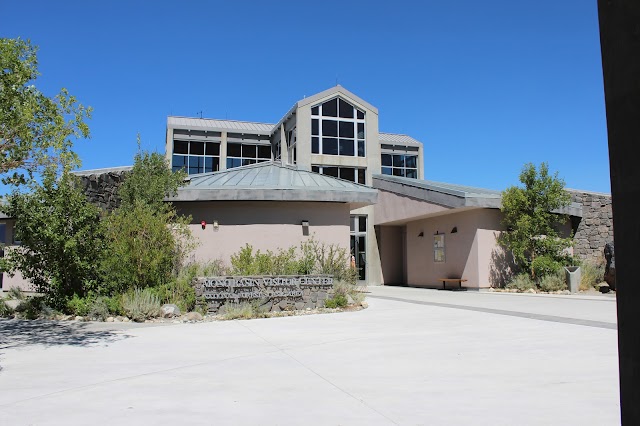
[381,153,418,178]
[311,97,366,158]
[312,166,366,185]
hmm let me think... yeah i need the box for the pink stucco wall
[378,226,404,285]
[174,201,351,267]
[374,190,449,225]
[405,209,506,288]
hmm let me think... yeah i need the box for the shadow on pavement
[0,319,131,351]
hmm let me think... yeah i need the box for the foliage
[122,288,161,322]
[230,245,300,275]
[117,148,186,213]
[14,296,48,319]
[1,167,104,309]
[221,300,269,320]
[66,294,91,316]
[0,37,91,185]
[505,273,536,291]
[580,261,605,291]
[531,255,563,280]
[152,278,197,313]
[99,149,193,294]
[0,298,15,317]
[6,287,25,300]
[499,162,574,279]
[333,280,364,304]
[538,270,567,292]
[325,294,348,308]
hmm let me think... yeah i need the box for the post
[598,1,640,424]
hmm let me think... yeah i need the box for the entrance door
[350,216,367,282]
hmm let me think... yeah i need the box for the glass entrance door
[350,216,367,281]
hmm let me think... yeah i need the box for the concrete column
[598,1,640,424]
[220,131,227,171]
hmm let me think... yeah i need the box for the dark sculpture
[604,242,616,291]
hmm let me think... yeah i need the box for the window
[226,142,271,169]
[350,215,367,281]
[312,165,366,185]
[311,97,365,157]
[172,140,220,175]
[381,153,418,178]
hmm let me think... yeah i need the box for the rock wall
[569,190,614,263]
[76,169,130,211]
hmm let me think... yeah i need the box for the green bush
[0,298,15,317]
[66,294,91,316]
[221,302,255,320]
[122,288,161,322]
[104,295,124,316]
[14,296,47,320]
[539,270,567,292]
[325,294,348,308]
[333,280,364,304]
[505,273,536,291]
[87,297,111,321]
[580,261,605,291]
[531,255,563,280]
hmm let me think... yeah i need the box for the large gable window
[311,98,365,157]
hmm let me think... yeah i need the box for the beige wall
[405,209,505,288]
[174,201,351,267]
[374,190,450,225]
[377,225,405,285]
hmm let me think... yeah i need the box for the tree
[0,38,91,184]
[498,162,574,279]
[1,167,104,308]
[99,150,192,293]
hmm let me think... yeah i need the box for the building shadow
[489,244,517,288]
[0,319,131,352]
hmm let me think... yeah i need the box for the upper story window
[172,139,220,175]
[227,143,271,169]
[312,165,366,185]
[311,98,365,157]
[381,151,418,179]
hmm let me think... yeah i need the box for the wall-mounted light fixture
[301,220,310,227]
[201,220,207,230]
[213,220,219,231]
[418,231,424,237]
[301,220,310,236]
[451,227,458,234]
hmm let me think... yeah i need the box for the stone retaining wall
[76,169,130,211]
[569,190,613,263]
[193,275,335,314]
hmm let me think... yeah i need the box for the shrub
[122,288,161,322]
[104,295,124,316]
[505,273,536,291]
[333,280,364,305]
[221,302,255,320]
[325,294,348,308]
[0,298,15,317]
[531,255,563,280]
[87,297,111,321]
[66,294,91,316]
[14,296,47,320]
[539,270,567,292]
[580,261,605,291]
[6,287,25,301]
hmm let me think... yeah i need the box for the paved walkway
[0,287,620,425]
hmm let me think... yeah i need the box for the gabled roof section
[372,174,582,216]
[171,161,377,207]
[167,117,273,135]
[296,85,378,114]
[379,133,422,147]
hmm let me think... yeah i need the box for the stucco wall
[569,190,613,263]
[377,225,404,285]
[374,189,449,225]
[405,209,505,288]
[173,201,351,267]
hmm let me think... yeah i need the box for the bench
[438,278,468,291]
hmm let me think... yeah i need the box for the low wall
[193,275,335,313]
[569,190,613,263]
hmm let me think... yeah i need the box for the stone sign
[193,275,334,314]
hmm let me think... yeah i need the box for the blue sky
[1,1,609,192]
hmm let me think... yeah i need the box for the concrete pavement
[0,287,620,425]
